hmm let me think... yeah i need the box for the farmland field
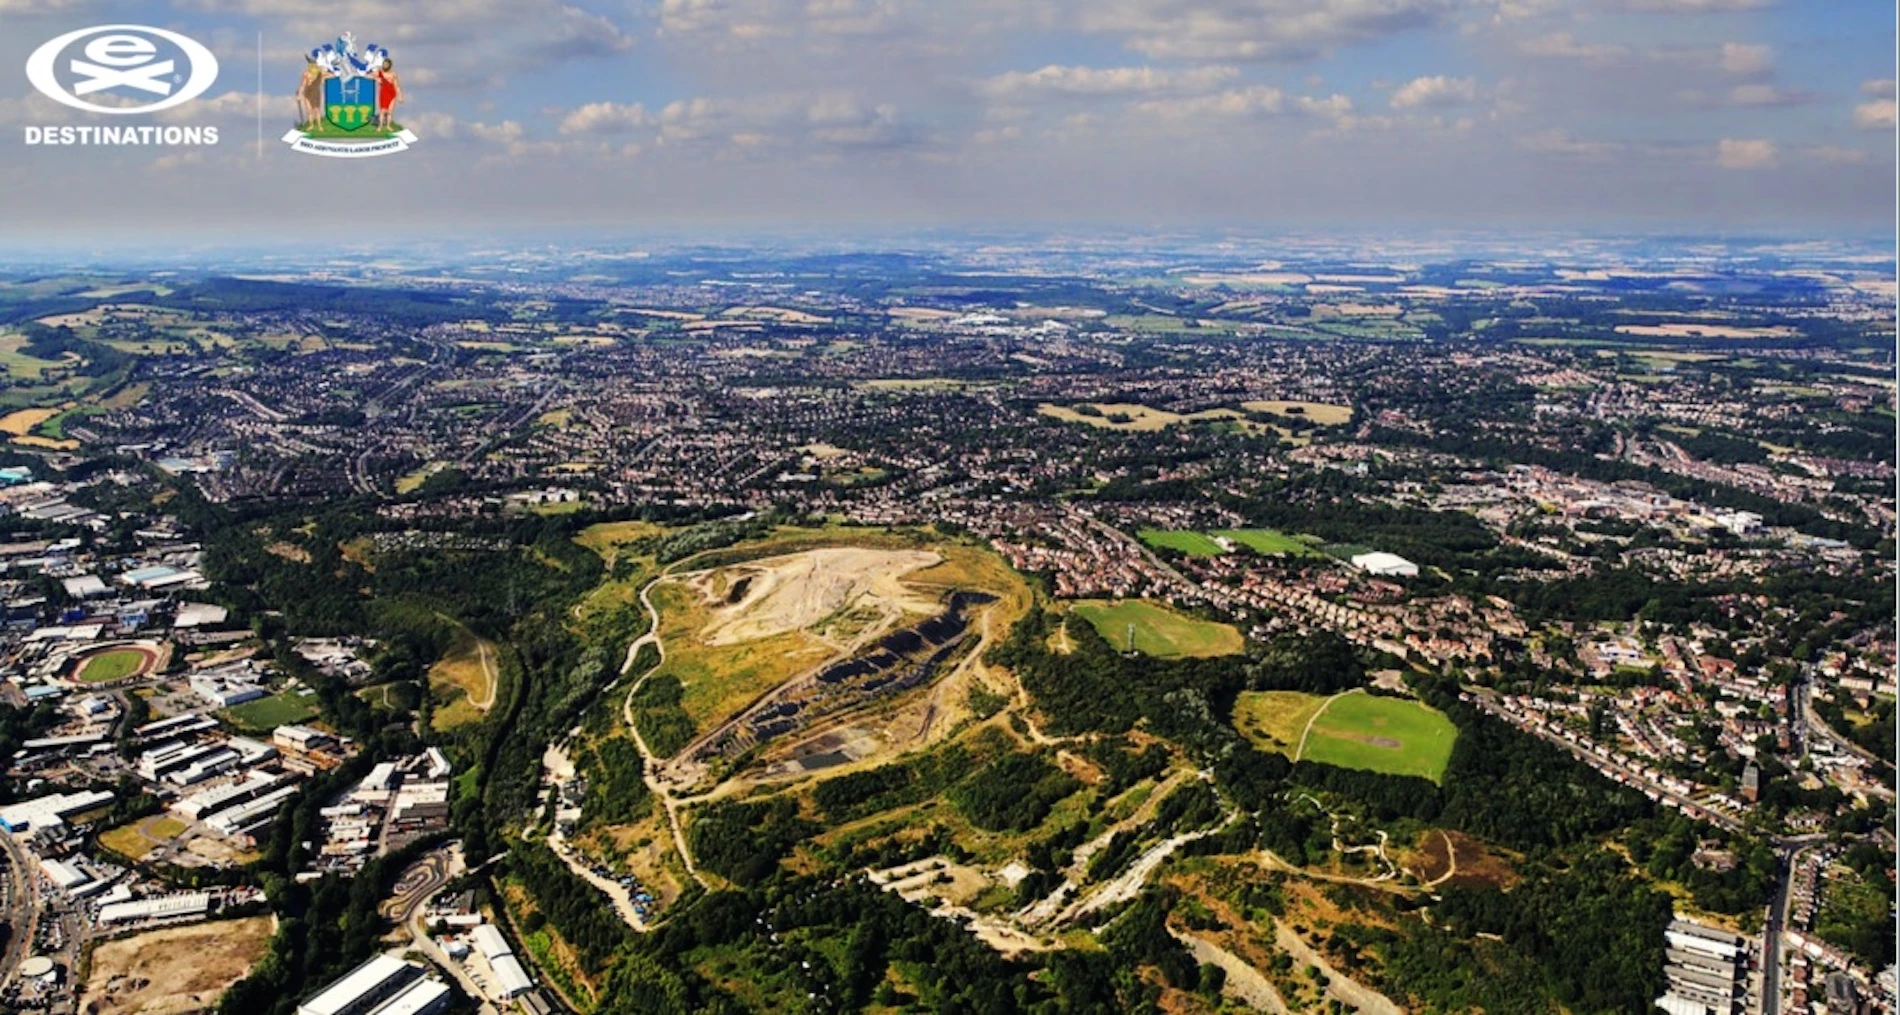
[1070,599,1243,659]
[1301,691,1459,783]
[1137,529,1226,557]
[1214,528,1320,557]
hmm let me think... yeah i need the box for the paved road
[0,831,38,989]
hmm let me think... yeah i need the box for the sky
[0,0,1893,241]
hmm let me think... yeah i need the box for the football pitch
[1299,691,1458,784]
[1213,528,1321,557]
[1136,529,1225,557]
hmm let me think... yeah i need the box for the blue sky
[0,0,1892,238]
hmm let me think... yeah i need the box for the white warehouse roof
[471,923,513,960]
[490,954,534,998]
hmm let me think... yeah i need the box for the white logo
[26,25,219,115]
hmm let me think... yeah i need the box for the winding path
[1291,690,1352,762]
[616,571,707,889]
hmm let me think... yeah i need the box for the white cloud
[466,120,526,145]
[1853,98,1897,130]
[1621,0,1772,11]
[1390,75,1477,109]
[1518,32,1627,62]
[1805,145,1866,165]
[558,102,652,135]
[656,90,913,153]
[1133,85,1287,118]
[1716,138,1776,169]
[1862,79,1897,98]
[1516,129,1621,157]
[1723,83,1806,107]
[659,0,916,45]
[1077,0,1450,63]
[1718,42,1773,77]
[183,0,634,78]
[1131,85,1353,123]
[977,65,1239,98]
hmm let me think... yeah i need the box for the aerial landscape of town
[0,0,1894,1009]
[0,233,1885,1015]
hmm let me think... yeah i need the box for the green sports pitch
[219,690,320,731]
[1136,529,1225,556]
[1212,529,1321,557]
[1069,599,1243,658]
[1138,528,1319,558]
[1300,691,1459,783]
[75,648,151,683]
[1237,689,1459,783]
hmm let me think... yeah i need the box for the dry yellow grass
[1038,402,1246,432]
[576,520,667,564]
[0,407,58,436]
[12,435,78,450]
[1241,400,1354,426]
[1614,323,1797,339]
[429,628,498,730]
[84,916,275,1015]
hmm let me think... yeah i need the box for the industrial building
[0,789,113,834]
[1349,551,1420,577]
[174,771,291,821]
[470,923,536,1000]
[96,891,212,925]
[296,954,425,1015]
[206,784,300,837]
[491,954,534,999]
[275,724,337,754]
[471,923,512,961]
[364,978,451,1015]
[1655,919,1752,1015]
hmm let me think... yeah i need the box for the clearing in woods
[1233,690,1335,755]
[83,915,276,1015]
[1299,691,1459,784]
[1069,600,1244,659]
[430,627,499,731]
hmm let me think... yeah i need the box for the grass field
[1241,400,1354,426]
[1214,528,1320,557]
[429,628,498,731]
[75,647,153,683]
[1302,691,1458,783]
[1038,402,1244,432]
[575,520,667,564]
[1070,600,1243,658]
[1236,689,1458,783]
[1137,529,1226,557]
[219,689,319,732]
[1233,690,1333,754]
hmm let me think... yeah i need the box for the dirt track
[83,916,275,1015]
